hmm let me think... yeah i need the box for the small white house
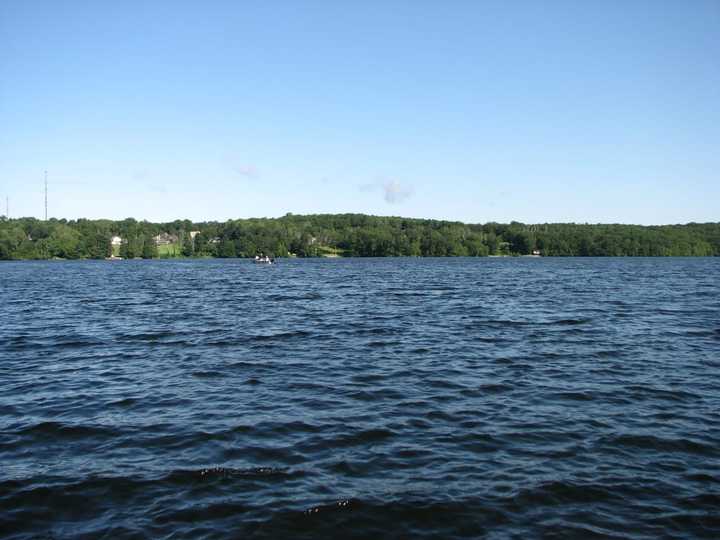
[154,233,178,245]
[110,236,123,246]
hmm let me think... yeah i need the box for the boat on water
[254,255,274,264]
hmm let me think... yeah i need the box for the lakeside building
[110,236,122,247]
[154,233,178,245]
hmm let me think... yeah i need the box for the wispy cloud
[358,179,414,204]
[382,180,413,204]
[234,165,259,179]
[359,179,414,204]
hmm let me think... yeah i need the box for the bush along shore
[1,213,718,260]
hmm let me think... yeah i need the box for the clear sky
[1,1,718,225]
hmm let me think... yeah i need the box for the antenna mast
[44,170,48,220]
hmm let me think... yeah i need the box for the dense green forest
[0,214,718,260]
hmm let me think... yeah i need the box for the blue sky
[1,1,718,224]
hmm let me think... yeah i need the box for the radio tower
[44,170,48,220]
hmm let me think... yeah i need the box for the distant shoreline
[1,213,718,260]
[3,254,718,263]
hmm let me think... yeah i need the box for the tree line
[0,214,718,260]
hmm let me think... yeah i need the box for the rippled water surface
[1,258,719,539]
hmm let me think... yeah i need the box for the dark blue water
[1,258,719,539]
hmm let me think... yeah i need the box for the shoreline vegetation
[0,213,718,260]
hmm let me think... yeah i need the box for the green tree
[142,236,158,259]
[47,225,81,259]
[218,239,236,257]
[81,232,111,259]
[182,234,194,257]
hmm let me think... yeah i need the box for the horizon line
[2,212,717,228]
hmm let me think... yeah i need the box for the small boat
[254,255,274,264]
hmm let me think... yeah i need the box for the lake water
[1,258,719,539]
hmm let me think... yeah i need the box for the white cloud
[383,179,413,204]
[358,178,414,204]
[235,165,259,179]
